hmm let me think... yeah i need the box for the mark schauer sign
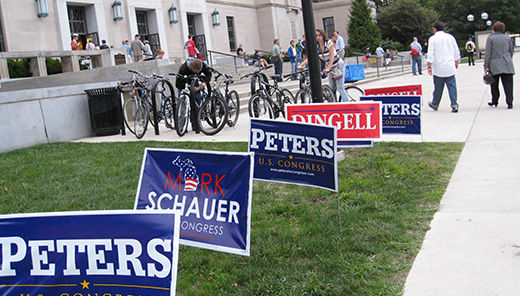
[0,210,180,296]
[249,118,338,192]
[135,148,254,256]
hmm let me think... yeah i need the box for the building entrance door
[136,10,160,56]
[187,14,207,60]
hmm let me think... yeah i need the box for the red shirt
[186,39,197,56]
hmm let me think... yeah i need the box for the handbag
[329,64,343,80]
[483,70,495,85]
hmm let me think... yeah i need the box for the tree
[376,0,438,49]
[347,0,382,56]
[429,0,520,43]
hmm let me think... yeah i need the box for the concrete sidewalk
[403,55,520,295]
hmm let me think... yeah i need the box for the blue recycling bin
[345,64,365,83]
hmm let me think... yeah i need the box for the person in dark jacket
[485,21,515,109]
[175,58,212,133]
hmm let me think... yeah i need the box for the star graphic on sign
[289,155,293,159]
[80,279,90,289]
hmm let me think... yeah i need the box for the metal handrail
[207,49,250,74]
[352,51,406,77]
[254,49,272,55]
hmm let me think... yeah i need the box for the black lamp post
[301,0,323,103]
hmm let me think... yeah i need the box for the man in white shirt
[333,31,346,58]
[376,45,385,66]
[427,21,461,112]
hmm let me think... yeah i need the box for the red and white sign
[286,102,382,140]
[364,84,422,96]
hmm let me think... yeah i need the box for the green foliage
[45,58,63,75]
[7,59,32,78]
[0,141,463,295]
[347,0,382,56]
[377,0,438,49]
[429,0,520,42]
[381,38,405,51]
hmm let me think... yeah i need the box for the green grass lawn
[0,141,463,295]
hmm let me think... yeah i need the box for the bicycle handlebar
[128,70,164,80]
[283,69,309,78]
[240,65,273,79]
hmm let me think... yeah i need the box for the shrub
[7,59,32,78]
[46,58,63,75]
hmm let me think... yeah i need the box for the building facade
[0,0,363,60]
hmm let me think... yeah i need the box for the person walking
[410,37,423,75]
[333,31,346,59]
[288,40,301,80]
[272,39,284,82]
[185,35,198,58]
[385,49,392,67]
[131,34,145,62]
[298,29,349,102]
[427,21,461,113]
[485,21,515,109]
[376,45,385,67]
[465,37,476,66]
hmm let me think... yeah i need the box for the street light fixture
[486,20,492,27]
[168,5,178,24]
[211,9,220,26]
[112,0,123,21]
[36,0,49,17]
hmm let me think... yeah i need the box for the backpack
[411,48,420,57]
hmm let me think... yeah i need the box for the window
[0,18,5,52]
[322,17,335,39]
[226,16,236,52]
[136,11,149,36]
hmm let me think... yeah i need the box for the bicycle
[291,69,336,103]
[170,72,228,136]
[242,69,295,119]
[209,67,240,127]
[120,70,175,138]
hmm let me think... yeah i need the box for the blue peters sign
[337,140,374,148]
[0,210,180,296]
[360,96,421,134]
[135,148,254,256]
[249,119,338,192]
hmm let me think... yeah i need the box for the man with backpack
[466,37,476,66]
[410,37,423,75]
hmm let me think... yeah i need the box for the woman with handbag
[484,21,515,109]
[298,29,348,102]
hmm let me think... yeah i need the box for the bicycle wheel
[122,97,138,135]
[175,94,190,137]
[248,94,274,119]
[281,88,296,104]
[163,97,175,129]
[197,96,228,135]
[346,86,364,102]
[295,89,312,104]
[323,85,336,103]
[226,90,240,127]
[134,100,149,139]
[152,79,175,127]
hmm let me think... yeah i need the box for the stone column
[0,58,9,79]
[61,55,80,73]
[29,56,48,77]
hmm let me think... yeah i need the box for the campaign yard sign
[0,210,180,296]
[286,102,382,146]
[364,84,422,96]
[135,148,254,256]
[360,96,421,135]
[249,118,338,192]
[337,140,374,148]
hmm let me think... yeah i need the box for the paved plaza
[78,53,520,295]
